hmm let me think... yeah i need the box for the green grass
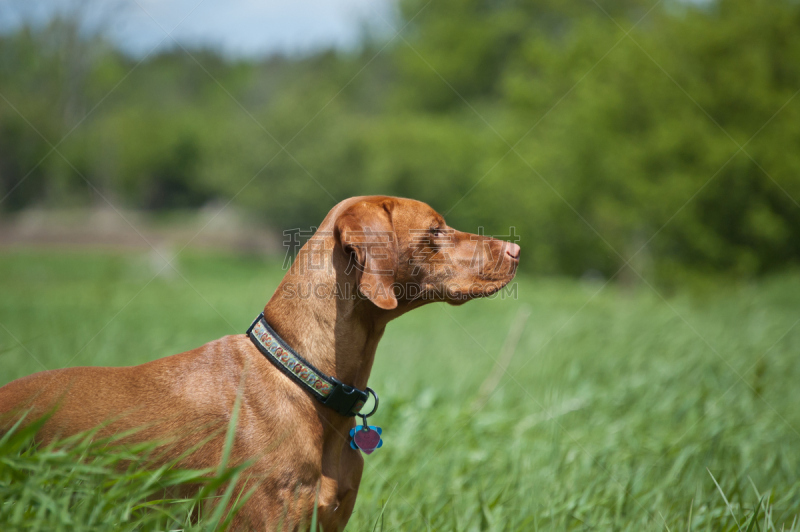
[1,249,799,531]
[0,408,250,531]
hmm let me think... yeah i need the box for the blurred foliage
[1,0,800,280]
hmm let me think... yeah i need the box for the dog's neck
[262,245,396,393]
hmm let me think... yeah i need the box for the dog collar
[246,313,376,418]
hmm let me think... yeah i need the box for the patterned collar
[246,313,370,417]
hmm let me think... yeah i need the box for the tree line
[1,0,799,280]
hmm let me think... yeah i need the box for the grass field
[1,249,799,531]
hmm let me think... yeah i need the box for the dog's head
[327,196,519,311]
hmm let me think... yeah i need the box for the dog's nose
[505,242,520,260]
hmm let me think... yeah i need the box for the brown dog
[0,196,519,531]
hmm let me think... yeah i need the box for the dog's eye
[431,227,444,237]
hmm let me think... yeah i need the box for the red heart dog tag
[350,426,383,455]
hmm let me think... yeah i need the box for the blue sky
[0,0,396,57]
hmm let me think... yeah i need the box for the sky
[0,0,396,57]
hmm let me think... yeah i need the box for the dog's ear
[335,200,398,310]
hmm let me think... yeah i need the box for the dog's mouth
[398,258,518,305]
[443,275,516,305]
